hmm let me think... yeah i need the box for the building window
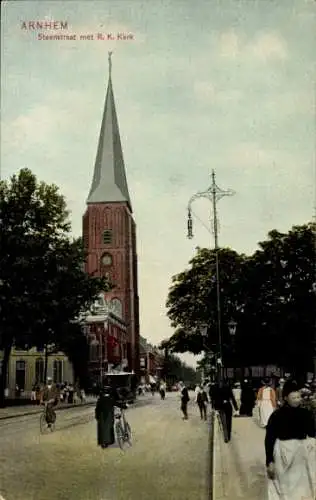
[53,360,63,384]
[101,253,112,266]
[16,360,26,390]
[103,229,112,245]
[35,358,44,384]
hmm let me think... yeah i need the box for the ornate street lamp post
[228,319,237,379]
[200,324,209,383]
[187,170,235,382]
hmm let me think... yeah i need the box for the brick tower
[83,54,140,374]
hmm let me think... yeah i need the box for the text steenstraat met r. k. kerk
[21,21,135,41]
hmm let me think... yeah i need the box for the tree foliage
[161,350,197,385]
[162,223,316,376]
[0,169,109,405]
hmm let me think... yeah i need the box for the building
[82,54,140,374]
[82,293,129,382]
[0,347,74,398]
[139,336,164,383]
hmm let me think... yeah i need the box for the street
[0,392,209,500]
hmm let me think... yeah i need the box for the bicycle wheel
[115,420,124,450]
[124,421,132,446]
[40,413,47,434]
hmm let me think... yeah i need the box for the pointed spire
[108,51,112,77]
[87,53,132,211]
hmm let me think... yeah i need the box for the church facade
[83,55,140,375]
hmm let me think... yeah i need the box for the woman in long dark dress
[265,380,316,500]
[95,384,123,449]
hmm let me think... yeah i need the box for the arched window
[15,360,26,390]
[53,360,63,384]
[35,358,44,383]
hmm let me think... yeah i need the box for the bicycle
[114,404,132,450]
[40,401,57,434]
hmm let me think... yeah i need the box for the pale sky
[1,0,315,367]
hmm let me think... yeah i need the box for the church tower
[83,54,140,374]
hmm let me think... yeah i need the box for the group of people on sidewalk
[31,380,86,406]
[200,375,316,500]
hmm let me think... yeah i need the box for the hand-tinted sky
[1,0,315,367]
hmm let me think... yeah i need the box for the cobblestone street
[0,393,209,500]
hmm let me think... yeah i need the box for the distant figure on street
[31,383,37,404]
[276,378,285,407]
[159,381,166,400]
[265,380,316,500]
[40,377,59,427]
[15,384,21,399]
[178,381,190,420]
[195,384,208,421]
[68,383,74,404]
[80,388,86,403]
[232,382,241,416]
[257,378,277,428]
[210,380,238,442]
[95,379,125,449]
[239,379,255,416]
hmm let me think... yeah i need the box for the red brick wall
[83,202,138,372]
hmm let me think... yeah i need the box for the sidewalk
[0,393,151,420]
[213,415,267,499]
[0,396,97,420]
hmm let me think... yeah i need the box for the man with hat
[40,376,59,426]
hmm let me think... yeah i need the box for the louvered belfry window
[103,229,112,244]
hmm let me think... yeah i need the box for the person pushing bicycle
[40,376,59,427]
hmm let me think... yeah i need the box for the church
[82,53,140,378]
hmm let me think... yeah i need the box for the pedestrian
[239,379,255,417]
[95,379,125,449]
[210,379,238,443]
[265,380,316,500]
[232,382,241,416]
[275,378,285,407]
[80,388,86,403]
[31,383,37,404]
[68,383,74,404]
[257,378,277,428]
[159,380,166,400]
[15,384,21,399]
[196,384,208,421]
[178,381,190,420]
[40,377,59,427]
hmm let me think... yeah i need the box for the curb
[208,410,215,500]
[0,401,97,421]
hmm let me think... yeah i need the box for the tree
[162,223,315,378]
[160,349,197,386]
[247,224,316,377]
[163,247,246,358]
[0,169,109,406]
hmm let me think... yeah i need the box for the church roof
[87,53,132,211]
